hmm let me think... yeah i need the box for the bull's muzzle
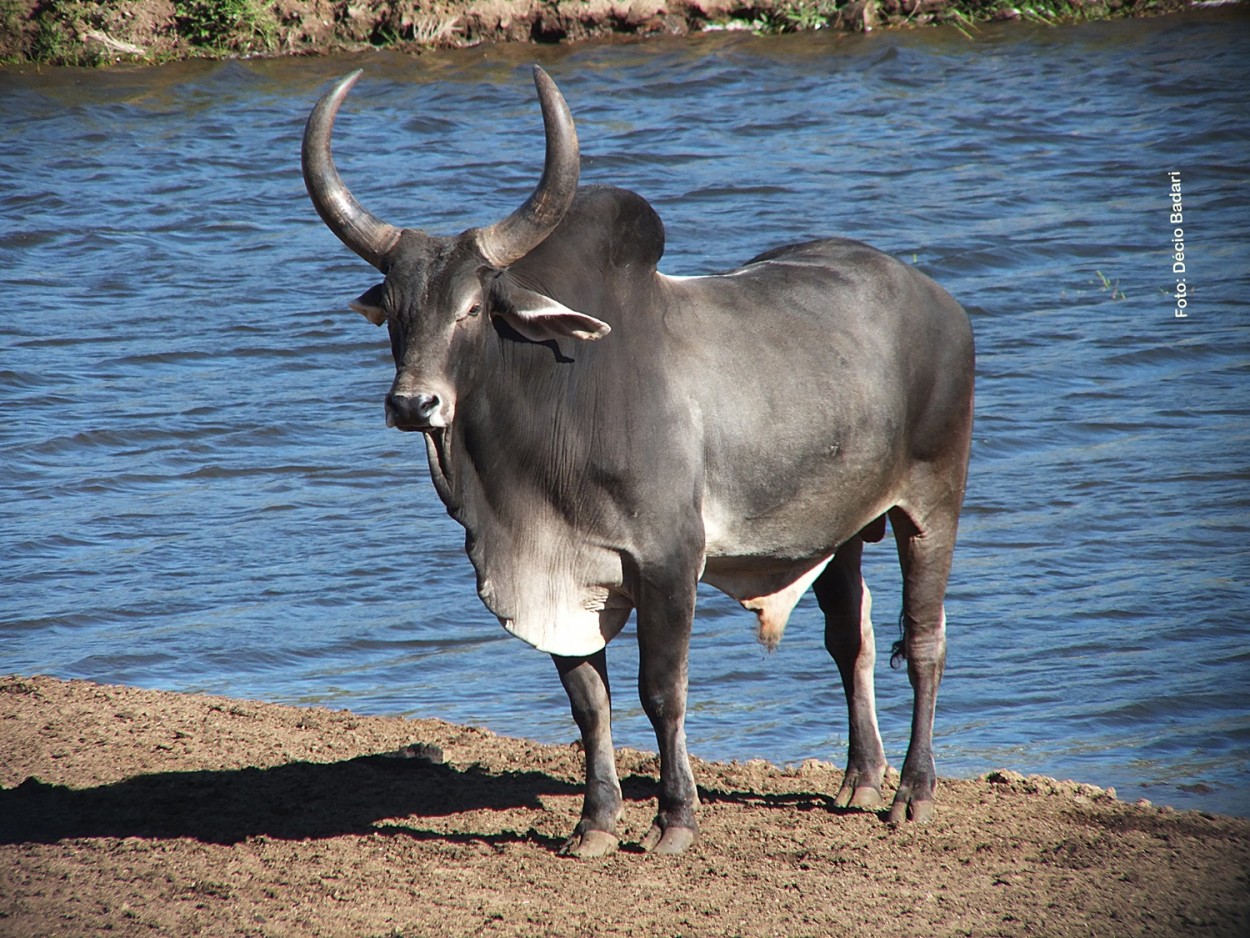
[385,391,445,432]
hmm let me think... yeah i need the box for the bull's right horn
[302,70,403,271]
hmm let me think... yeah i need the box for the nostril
[386,391,441,429]
[414,393,439,418]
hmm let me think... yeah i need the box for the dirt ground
[1,675,1247,937]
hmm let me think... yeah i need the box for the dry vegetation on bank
[1,0,1210,66]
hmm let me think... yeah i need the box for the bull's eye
[466,303,482,318]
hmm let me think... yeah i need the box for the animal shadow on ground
[0,748,582,849]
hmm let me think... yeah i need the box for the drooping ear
[349,283,387,326]
[493,285,610,343]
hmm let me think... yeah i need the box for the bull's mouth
[387,417,441,434]
[387,418,432,433]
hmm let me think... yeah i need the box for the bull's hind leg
[814,535,888,810]
[886,502,959,824]
[553,650,623,857]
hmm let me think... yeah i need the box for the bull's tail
[890,610,907,668]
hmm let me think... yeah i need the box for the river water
[2,12,1247,817]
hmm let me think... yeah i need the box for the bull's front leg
[634,567,699,855]
[553,650,623,857]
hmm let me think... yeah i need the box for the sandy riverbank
[2,674,1247,936]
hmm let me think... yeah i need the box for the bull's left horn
[477,66,580,269]
[303,70,403,271]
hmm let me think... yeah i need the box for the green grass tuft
[174,0,278,55]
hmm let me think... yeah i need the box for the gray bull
[302,67,974,856]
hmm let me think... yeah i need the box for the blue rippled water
[2,12,1247,815]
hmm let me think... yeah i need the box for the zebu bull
[302,67,974,857]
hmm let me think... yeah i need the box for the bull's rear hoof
[887,796,935,826]
[558,829,619,858]
[639,823,697,855]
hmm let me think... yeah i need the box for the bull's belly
[698,485,892,648]
[460,455,893,657]
[700,554,834,650]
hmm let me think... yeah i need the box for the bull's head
[302,67,610,432]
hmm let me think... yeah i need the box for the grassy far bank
[0,0,1218,66]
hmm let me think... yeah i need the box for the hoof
[834,766,886,811]
[835,784,885,810]
[639,823,697,855]
[558,829,619,858]
[887,796,935,826]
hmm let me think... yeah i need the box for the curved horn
[302,70,402,271]
[477,66,580,269]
